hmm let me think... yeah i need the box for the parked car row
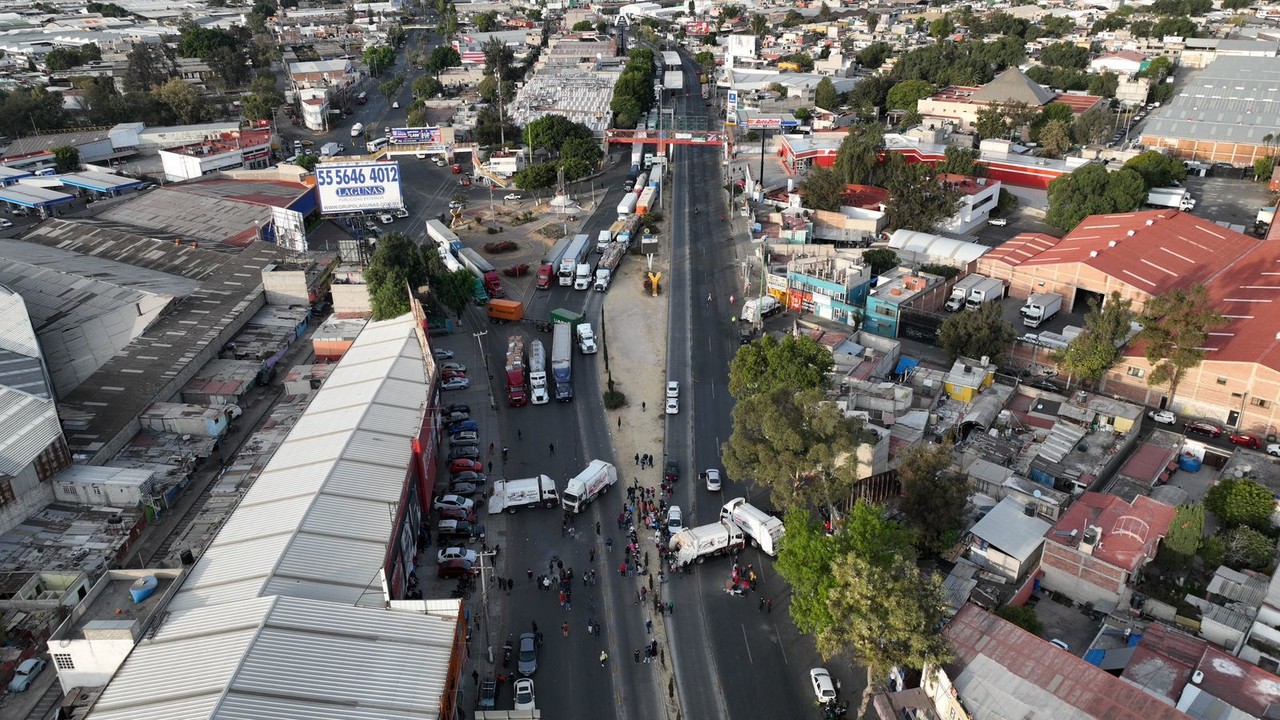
[1148,410,1280,452]
[433,401,488,557]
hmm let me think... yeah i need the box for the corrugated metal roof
[1140,56,1280,145]
[0,386,62,475]
[170,314,427,611]
[87,596,460,720]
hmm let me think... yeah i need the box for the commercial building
[158,128,274,182]
[916,68,1106,132]
[1140,56,1280,166]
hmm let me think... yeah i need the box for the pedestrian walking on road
[502,447,508,461]
[635,453,640,466]
[517,429,522,440]
[759,596,765,612]
[532,621,538,634]
[646,618,653,634]
[472,670,479,685]
[595,521,601,536]
[527,568,534,581]
[562,621,569,638]
[589,548,596,563]
[767,597,773,613]
[634,649,641,664]
[600,651,608,667]
[618,417,622,428]
[642,401,646,412]
[549,442,555,455]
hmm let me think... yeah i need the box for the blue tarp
[895,357,920,375]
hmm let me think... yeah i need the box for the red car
[450,459,483,474]
[438,559,478,579]
[1229,432,1263,448]
[1185,420,1223,438]
[437,506,476,523]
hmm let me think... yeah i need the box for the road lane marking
[741,625,754,664]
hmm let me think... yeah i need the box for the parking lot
[1181,174,1274,229]
[971,208,1056,247]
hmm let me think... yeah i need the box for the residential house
[967,496,1051,582]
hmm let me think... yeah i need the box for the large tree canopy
[1045,164,1147,233]
[728,334,832,401]
[365,232,428,320]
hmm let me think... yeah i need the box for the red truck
[536,263,555,289]
[505,334,529,407]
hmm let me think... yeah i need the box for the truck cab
[573,263,592,290]
[536,263,554,289]
[576,323,597,354]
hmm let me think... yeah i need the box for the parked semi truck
[551,322,573,401]
[487,299,523,323]
[1147,187,1196,211]
[458,247,504,297]
[550,308,584,330]
[504,334,528,407]
[558,234,590,286]
[616,194,638,219]
[945,274,988,312]
[720,498,784,556]
[562,459,617,513]
[539,235,575,290]
[636,186,656,215]
[965,277,1004,311]
[595,229,612,253]
[595,243,625,291]
[426,219,462,253]
[528,340,548,405]
[573,261,592,290]
[487,475,558,513]
[576,322,597,354]
[616,215,640,248]
[1020,292,1063,328]
[670,521,745,566]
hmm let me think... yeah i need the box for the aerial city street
[0,0,1278,719]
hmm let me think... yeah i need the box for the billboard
[390,126,441,145]
[744,116,800,129]
[271,205,308,252]
[315,162,404,214]
[725,90,738,126]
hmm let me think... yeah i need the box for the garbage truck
[669,521,745,566]
[488,475,559,513]
[562,459,617,513]
[719,497,784,556]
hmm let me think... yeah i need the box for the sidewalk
[598,247,677,718]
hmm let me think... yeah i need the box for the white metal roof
[168,313,428,613]
[888,229,991,263]
[969,496,1051,563]
[0,386,62,475]
[85,595,460,720]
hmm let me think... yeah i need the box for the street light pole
[473,330,496,410]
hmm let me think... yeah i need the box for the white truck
[529,339,548,405]
[320,141,341,157]
[595,243,625,291]
[1020,292,1063,328]
[573,262,592,290]
[559,234,590,286]
[965,277,1005,311]
[596,229,613,253]
[669,521,746,566]
[576,323,598,354]
[562,459,617,513]
[616,193,638,219]
[487,475,559,514]
[945,274,988,312]
[740,296,781,323]
[1147,187,1196,211]
[719,498,784,556]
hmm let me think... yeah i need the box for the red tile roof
[944,605,1193,720]
[1125,623,1280,716]
[842,183,889,209]
[1043,492,1176,573]
[981,232,1058,266]
[1099,50,1148,63]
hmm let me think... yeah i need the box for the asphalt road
[661,54,848,719]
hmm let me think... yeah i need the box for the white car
[9,657,46,692]
[809,668,837,704]
[394,206,409,218]
[989,218,1008,226]
[437,546,479,564]
[504,193,523,201]
[433,349,455,360]
[666,505,683,531]
[704,469,722,492]
[440,362,467,372]
[665,397,678,414]
[434,494,475,512]
[514,678,536,710]
[441,377,470,390]
[379,212,394,224]
[1268,443,1280,457]
[1148,410,1177,425]
[392,101,400,108]
[0,219,12,228]
[666,380,680,398]
[416,152,429,159]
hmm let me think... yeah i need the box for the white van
[366,137,389,153]
[350,122,364,138]
[667,506,683,531]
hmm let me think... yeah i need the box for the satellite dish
[1033,489,1042,498]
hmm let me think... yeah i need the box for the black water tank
[180,549,195,566]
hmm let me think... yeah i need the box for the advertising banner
[726,89,738,126]
[389,127,441,145]
[315,162,404,214]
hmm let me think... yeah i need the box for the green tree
[571,19,594,31]
[936,146,983,176]
[974,104,1007,140]
[1222,525,1274,570]
[177,25,238,59]
[124,42,172,92]
[0,87,68,137]
[728,334,833,400]
[44,47,84,72]
[412,75,444,100]
[866,11,879,33]
[995,605,1044,635]
[775,502,916,636]
[800,166,846,212]
[1205,476,1274,529]
[896,442,964,554]
[524,114,592,157]
[425,45,461,78]
[750,13,768,36]
[856,41,892,69]
[153,77,212,124]
[1152,16,1200,37]
[363,44,396,77]
[512,162,558,190]
[560,136,602,179]
[884,158,958,232]
[1045,164,1147,233]
[52,146,79,174]
[1073,107,1113,146]
[1038,42,1090,68]
[1138,285,1228,405]
[1160,504,1204,567]
[379,73,405,98]
[1256,156,1276,183]
[1039,118,1073,158]
[814,77,839,111]
[862,248,899,275]
[939,302,1017,364]
[929,14,955,39]
[1124,150,1188,189]
[1053,292,1134,384]
[435,269,475,317]
[365,232,428,320]
[722,387,872,509]
[295,153,318,171]
[1087,71,1119,98]
[833,122,885,186]
[885,79,934,112]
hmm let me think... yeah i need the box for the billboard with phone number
[390,126,441,145]
[315,162,403,214]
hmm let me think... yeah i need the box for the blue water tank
[1178,455,1203,472]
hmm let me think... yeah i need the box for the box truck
[965,277,1004,311]
[487,299,524,323]
[1020,292,1062,328]
[562,459,617,513]
[487,475,558,513]
[944,275,987,312]
[670,521,745,566]
[740,296,782,323]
